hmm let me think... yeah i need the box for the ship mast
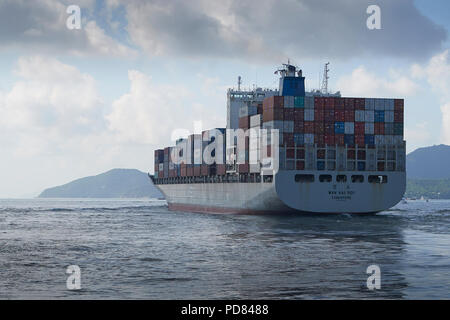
[321,62,330,94]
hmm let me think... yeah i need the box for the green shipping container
[294,96,304,108]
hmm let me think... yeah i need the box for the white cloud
[412,50,450,144]
[106,70,223,146]
[336,66,419,97]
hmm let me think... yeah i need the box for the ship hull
[155,171,406,214]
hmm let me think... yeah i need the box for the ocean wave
[0,204,167,214]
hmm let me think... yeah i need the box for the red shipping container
[238,163,249,173]
[344,109,355,122]
[394,111,403,123]
[186,165,193,177]
[334,110,345,121]
[377,162,385,171]
[263,108,284,122]
[375,122,385,135]
[314,109,324,121]
[324,122,334,134]
[304,121,315,133]
[263,96,284,110]
[355,122,365,135]
[286,148,295,159]
[314,97,325,107]
[334,97,345,109]
[324,135,335,145]
[317,150,325,159]
[296,160,305,170]
[335,134,345,145]
[357,150,366,160]
[394,99,404,110]
[294,121,304,133]
[216,164,226,175]
[283,133,294,147]
[201,164,209,176]
[239,116,250,129]
[324,97,335,108]
[355,98,365,110]
[324,109,334,121]
[314,122,325,134]
[294,109,304,121]
[347,150,356,159]
[314,134,324,145]
[296,149,305,159]
[355,134,365,146]
[193,166,201,177]
[257,103,263,115]
[344,98,355,110]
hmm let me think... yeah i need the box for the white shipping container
[385,111,394,123]
[375,135,385,145]
[249,163,261,173]
[375,98,385,110]
[193,134,203,164]
[304,96,315,109]
[304,109,314,121]
[345,122,355,134]
[355,110,365,122]
[283,121,294,133]
[250,114,262,128]
[365,122,374,134]
[365,110,374,122]
[304,133,315,144]
[284,96,294,108]
[365,98,375,110]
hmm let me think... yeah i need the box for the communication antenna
[321,62,330,94]
[238,76,242,91]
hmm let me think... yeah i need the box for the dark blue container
[394,123,403,135]
[365,134,375,145]
[294,133,304,145]
[317,161,325,170]
[344,134,354,146]
[374,110,385,122]
[281,76,305,96]
[357,161,366,171]
[334,122,345,134]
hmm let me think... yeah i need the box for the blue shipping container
[344,134,354,146]
[335,122,345,134]
[357,162,366,171]
[365,134,375,145]
[374,110,385,122]
[294,133,304,145]
[317,161,325,171]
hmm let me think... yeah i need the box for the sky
[0,0,450,197]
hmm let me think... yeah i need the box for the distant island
[405,144,450,199]
[39,169,163,199]
[38,145,450,199]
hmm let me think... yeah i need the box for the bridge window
[319,175,332,182]
[295,174,315,183]
[351,175,364,183]
[336,175,347,183]
[368,175,388,184]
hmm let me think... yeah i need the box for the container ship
[150,63,406,214]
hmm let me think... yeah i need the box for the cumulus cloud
[106,70,223,146]
[412,50,450,144]
[336,66,419,97]
[117,0,446,61]
[0,0,135,56]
